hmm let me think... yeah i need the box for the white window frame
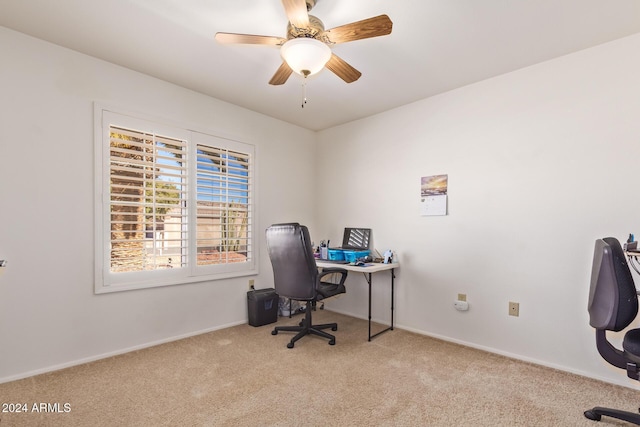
[94,105,257,293]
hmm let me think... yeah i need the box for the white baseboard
[397,322,640,390]
[5,311,639,392]
[0,320,246,385]
[326,308,639,391]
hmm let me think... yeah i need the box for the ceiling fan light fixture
[280,38,331,77]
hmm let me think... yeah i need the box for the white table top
[316,260,398,273]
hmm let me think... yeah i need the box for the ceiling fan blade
[215,32,286,46]
[321,15,393,45]
[269,62,293,85]
[325,54,362,83]
[281,0,309,29]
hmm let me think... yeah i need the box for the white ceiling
[1,0,639,131]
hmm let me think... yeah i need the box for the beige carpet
[1,310,639,426]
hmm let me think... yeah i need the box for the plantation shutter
[109,126,188,273]
[196,144,251,266]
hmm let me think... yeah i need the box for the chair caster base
[584,406,640,424]
[584,410,601,421]
[271,302,339,348]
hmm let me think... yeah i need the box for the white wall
[3,23,640,390]
[317,33,640,387]
[0,27,318,382]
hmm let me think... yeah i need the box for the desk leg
[390,268,395,331]
[367,273,372,341]
[367,268,395,341]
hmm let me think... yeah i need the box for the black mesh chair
[266,223,347,348]
[585,237,640,424]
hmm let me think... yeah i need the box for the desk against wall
[316,261,397,341]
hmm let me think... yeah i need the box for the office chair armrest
[595,329,628,370]
[319,268,348,285]
[317,268,348,300]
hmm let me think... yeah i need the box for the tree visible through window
[96,108,255,292]
[109,126,187,273]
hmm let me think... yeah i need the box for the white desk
[626,250,640,275]
[316,261,398,341]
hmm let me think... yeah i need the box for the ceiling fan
[215,0,393,85]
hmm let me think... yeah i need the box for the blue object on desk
[328,248,345,261]
[344,250,370,263]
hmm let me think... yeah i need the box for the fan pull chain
[301,76,308,108]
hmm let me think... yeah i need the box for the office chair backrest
[588,237,638,331]
[265,223,318,301]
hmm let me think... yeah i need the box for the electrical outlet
[454,300,469,311]
[249,279,255,290]
[509,301,520,317]
[457,293,467,302]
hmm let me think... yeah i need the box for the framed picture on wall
[420,174,448,216]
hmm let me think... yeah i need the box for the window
[95,107,256,293]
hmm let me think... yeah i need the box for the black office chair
[585,237,640,424]
[265,223,347,348]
